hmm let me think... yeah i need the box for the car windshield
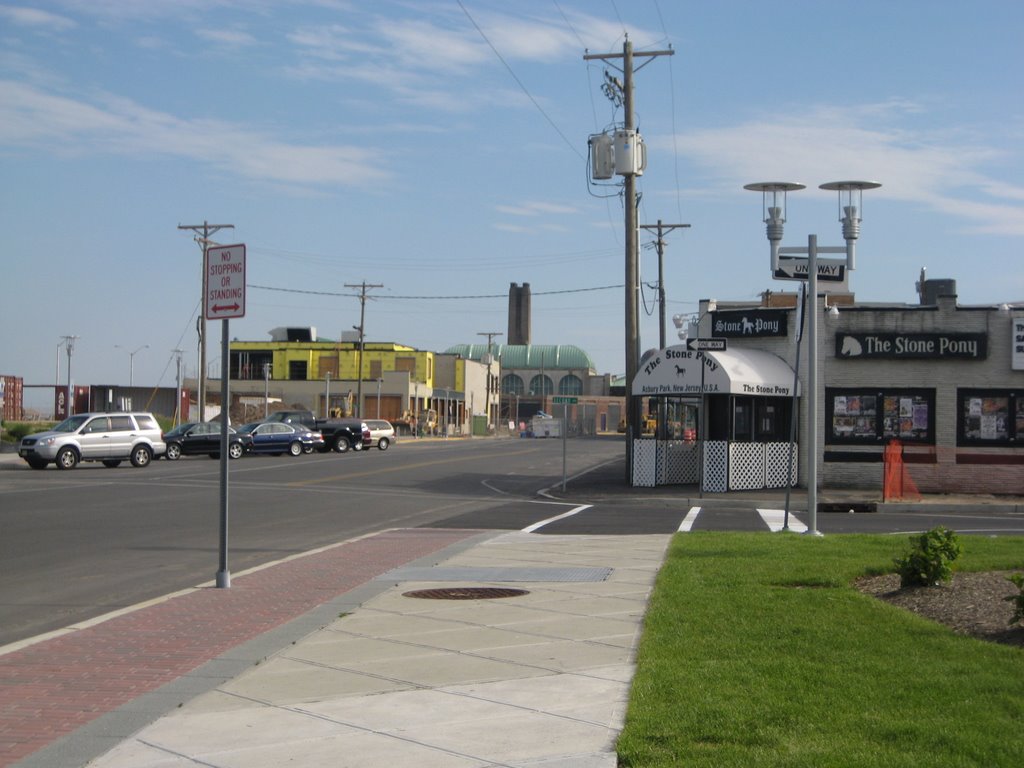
[237,423,260,435]
[52,415,89,432]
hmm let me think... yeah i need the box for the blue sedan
[236,422,324,456]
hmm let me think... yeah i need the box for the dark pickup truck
[264,410,372,453]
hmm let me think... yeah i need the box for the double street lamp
[744,180,881,536]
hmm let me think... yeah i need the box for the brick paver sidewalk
[0,528,480,767]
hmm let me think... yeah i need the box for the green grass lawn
[617,532,1024,767]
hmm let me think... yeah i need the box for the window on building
[957,389,1023,445]
[825,388,935,444]
[529,374,554,396]
[501,374,524,395]
[558,375,582,395]
[288,360,308,381]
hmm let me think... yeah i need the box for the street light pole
[173,348,184,427]
[62,335,79,416]
[745,180,881,536]
[116,344,149,389]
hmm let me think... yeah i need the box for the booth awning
[632,346,798,397]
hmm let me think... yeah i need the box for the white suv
[364,419,396,450]
[19,412,166,470]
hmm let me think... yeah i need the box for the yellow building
[227,331,498,435]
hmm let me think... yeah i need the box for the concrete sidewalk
[10,530,670,768]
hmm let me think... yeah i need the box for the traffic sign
[552,396,578,404]
[773,256,846,282]
[686,337,727,352]
[205,244,246,320]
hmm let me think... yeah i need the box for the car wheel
[56,447,79,470]
[26,458,48,470]
[102,460,122,468]
[228,443,244,460]
[130,445,153,468]
[334,435,350,453]
[165,443,182,460]
[353,440,364,451]
[378,437,390,451]
[288,441,303,456]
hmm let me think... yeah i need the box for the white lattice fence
[703,441,729,492]
[764,442,797,488]
[632,440,657,487]
[729,443,765,490]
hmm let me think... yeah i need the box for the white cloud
[195,28,258,47]
[495,201,579,216]
[0,80,392,188]
[663,101,1024,236]
[0,5,76,31]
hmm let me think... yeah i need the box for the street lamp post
[744,180,880,536]
[263,362,271,419]
[63,335,78,417]
[173,348,184,427]
[116,344,149,389]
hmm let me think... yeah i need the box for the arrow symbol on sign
[213,303,240,313]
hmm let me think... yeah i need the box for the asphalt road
[0,436,621,646]
[3,434,1023,647]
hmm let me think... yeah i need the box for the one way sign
[774,255,846,282]
[687,337,727,352]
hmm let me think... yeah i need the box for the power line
[247,283,623,300]
[457,0,584,160]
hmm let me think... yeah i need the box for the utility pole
[477,331,503,433]
[178,221,234,422]
[639,220,690,349]
[345,281,383,418]
[585,37,674,478]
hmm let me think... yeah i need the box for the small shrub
[1006,573,1024,626]
[1,421,56,443]
[894,526,962,588]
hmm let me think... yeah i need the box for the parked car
[364,419,396,450]
[236,422,324,456]
[18,412,166,470]
[165,422,244,460]
[162,422,201,443]
[263,410,372,453]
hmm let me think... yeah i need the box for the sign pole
[562,401,568,491]
[204,243,246,588]
[217,317,231,588]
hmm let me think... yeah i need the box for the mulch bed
[855,571,1024,648]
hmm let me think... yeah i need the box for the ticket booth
[631,346,799,490]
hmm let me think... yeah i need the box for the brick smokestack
[508,282,531,345]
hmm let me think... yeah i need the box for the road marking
[522,504,592,533]
[758,508,808,533]
[679,506,701,532]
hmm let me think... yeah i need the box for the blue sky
[3,0,1022,413]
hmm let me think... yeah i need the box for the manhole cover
[403,587,529,600]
